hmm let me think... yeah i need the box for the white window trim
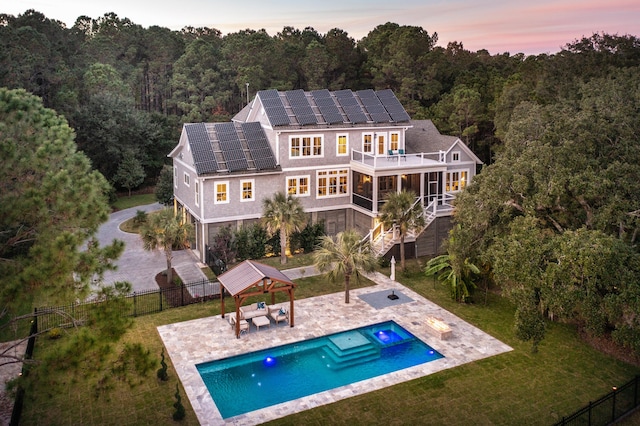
[195,181,199,206]
[446,169,469,193]
[214,180,230,204]
[390,131,400,151]
[362,132,374,154]
[316,169,349,199]
[183,172,190,187]
[289,134,324,159]
[336,134,349,157]
[452,151,461,162]
[286,175,310,197]
[174,166,178,188]
[240,179,255,202]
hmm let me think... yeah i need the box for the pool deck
[157,271,512,425]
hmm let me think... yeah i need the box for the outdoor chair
[228,315,249,334]
[398,149,406,160]
[387,149,395,161]
[268,305,289,324]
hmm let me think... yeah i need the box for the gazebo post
[289,288,295,327]
[220,284,225,318]
[234,297,241,338]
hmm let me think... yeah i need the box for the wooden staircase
[365,198,441,258]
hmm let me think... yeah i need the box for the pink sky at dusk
[5,0,640,55]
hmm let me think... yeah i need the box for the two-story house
[168,88,482,263]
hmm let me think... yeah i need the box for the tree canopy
[449,67,640,352]
[0,88,124,313]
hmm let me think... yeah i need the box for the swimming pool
[197,320,443,419]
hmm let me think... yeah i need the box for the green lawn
[19,258,639,425]
[111,193,157,211]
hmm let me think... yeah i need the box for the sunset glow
[5,0,639,55]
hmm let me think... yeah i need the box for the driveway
[97,203,167,292]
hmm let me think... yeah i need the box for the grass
[19,257,640,425]
[111,193,157,211]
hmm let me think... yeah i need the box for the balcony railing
[351,150,445,169]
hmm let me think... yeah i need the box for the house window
[214,181,229,204]
[290,135,323,158]
[390,132,400,151]
[183,172,190,187]
[363,133,373,153]
[377,133,386,155]
[317,169,349,198]
[174,166,177,188]
[452,151,460,162]
[337,134,348,156]
[240,179,254,202]
[195,181,199,206]
[446,170,468,192]
[287,176,310,196]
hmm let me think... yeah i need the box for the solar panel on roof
[262,98,284,108]
[259,89,279,99]
[214,122,237,134]
[334,89,368,123]
[315,98,337,108]
[219,139,242,152]
[227,158,249,172]
[296,114,317,125]
[254,156,277,170]
[357,90,391,123]
[242,121,278,171]
[286,90,318,126]
[265,108,290,126]
[311,89,331,99]
[357,89,377,99]
[318,107,343,124]
[376,90,411,122]
[185,123,219,174]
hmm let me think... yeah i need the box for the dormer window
[452,151,460,162]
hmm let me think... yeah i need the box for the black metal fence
[555,375,640,425]
[35,279,220,333]
[10,314,37,426]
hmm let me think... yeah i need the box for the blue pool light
[428,350,434,355]
[263,356,276,367]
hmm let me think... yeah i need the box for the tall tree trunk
[400,234,406,271]
[344,273,351,303]
[280,228,287,264]
[165,249,173,284]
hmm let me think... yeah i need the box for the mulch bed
[155,268,195,307]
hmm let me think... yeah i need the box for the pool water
[197,320,443,419]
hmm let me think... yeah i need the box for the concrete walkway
[98,203,207,292]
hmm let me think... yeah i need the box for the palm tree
[424,253,480,303]
[379,190,425,271]
[314,229,378,303]
[262,192,306,265]
[140,209,193,285]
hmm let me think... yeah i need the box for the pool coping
[157,272,512,425]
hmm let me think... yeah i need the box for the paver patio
[157,272,512,425]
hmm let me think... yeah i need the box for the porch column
[372,176,379,214]
[420,172,425,207]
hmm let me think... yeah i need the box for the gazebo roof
[217,260,294,296]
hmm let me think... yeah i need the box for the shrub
[157,348,169,381]
[133,210,148,226]
[173,383,186,420]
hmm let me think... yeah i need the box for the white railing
[365,196,450,257]
[350,149,446,168]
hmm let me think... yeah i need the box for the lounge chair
[268,305,289,324]
[228,315,249,334]
[398,149,406,160]
[387,149,395,161]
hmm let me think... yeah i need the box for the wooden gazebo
[218,260,296,338]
